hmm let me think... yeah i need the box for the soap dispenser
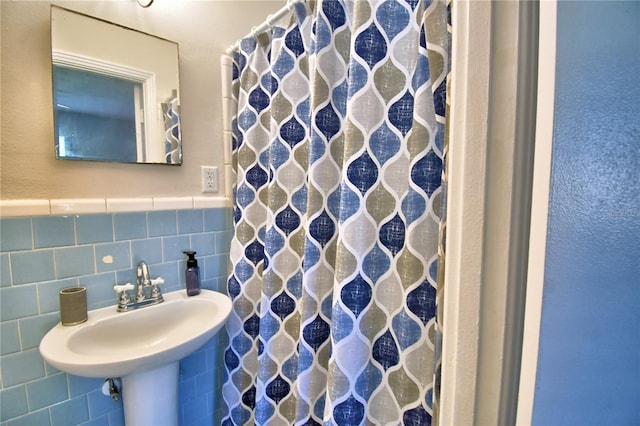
[183,251,201,296]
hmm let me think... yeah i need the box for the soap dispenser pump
[183,251,201,296]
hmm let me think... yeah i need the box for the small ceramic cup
[59,287,88,326]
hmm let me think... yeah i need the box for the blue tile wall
[76,214,114,245]
[0,218,32,252]
[33,217,75,249]
[0,208,233,426]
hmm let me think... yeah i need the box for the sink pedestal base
[121,362,179,425]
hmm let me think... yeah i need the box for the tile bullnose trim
[0,197,232,217]
[154,197,194,210]
[107,198,154,212]
[193,196,231,209]
[0,200,50,217]
[51,199,106,215]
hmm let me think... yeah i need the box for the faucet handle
[150,277,164,286]
[113,283,134,293]
[150,277,164,301]
[113,283,134,311]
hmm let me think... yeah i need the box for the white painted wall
[441,1,535,424]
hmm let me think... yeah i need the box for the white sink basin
[40,289,232,378]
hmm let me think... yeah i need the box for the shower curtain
[162,89,181,164]
[223,0,449,424]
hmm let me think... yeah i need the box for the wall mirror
[51,6,182,165]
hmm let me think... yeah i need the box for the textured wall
[533,1,640,424]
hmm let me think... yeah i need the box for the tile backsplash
[0,208,232,425]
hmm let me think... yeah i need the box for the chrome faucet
[136,261,152,302]
[113,261,164,312]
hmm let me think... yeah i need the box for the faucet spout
[136,261,151,302]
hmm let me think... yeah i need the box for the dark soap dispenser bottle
[183,251,201,296]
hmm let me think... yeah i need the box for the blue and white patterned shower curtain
[223,0,449,424]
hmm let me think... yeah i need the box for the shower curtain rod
[225,0,304,55]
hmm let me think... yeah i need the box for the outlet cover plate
[201,166,218,193]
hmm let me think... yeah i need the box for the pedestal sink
[40,289,232,425]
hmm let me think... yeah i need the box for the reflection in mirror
[51,6,182,165]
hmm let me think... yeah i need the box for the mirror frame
[51,6,182,165]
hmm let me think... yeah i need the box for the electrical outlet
[201,166,218,193]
